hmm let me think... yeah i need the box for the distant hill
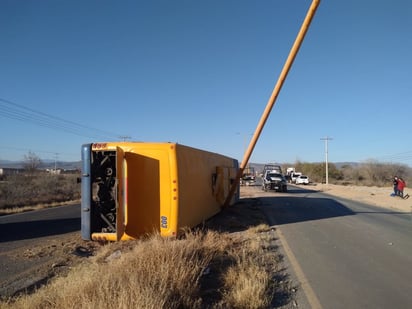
[333,162,360,169]
[0,160,24,169]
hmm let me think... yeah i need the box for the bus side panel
[175,144,239,231]
[80,144,92,240]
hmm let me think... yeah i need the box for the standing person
[397,178,406,198]
[393,176,399,196]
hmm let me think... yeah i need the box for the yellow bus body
[81,142,239,241]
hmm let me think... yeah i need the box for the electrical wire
[376,151,412,164]
[0,98,126,140]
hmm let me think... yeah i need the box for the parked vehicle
[290,172,302,183]
[262,163,282,175]
[241,166,256,186]
[285,167,295,183]
[295,175,309,185]
[262,170,287,192]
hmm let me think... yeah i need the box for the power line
[0,98,128,140]
[0,146,79,160]
[355,151,412,165]
[0,97,117,139]
[375,151,412,162]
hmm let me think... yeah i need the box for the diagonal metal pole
[224,0,321,207]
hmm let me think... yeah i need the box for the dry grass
[218,233,278,308]
[1,227,284,309]
[0,174,80,211]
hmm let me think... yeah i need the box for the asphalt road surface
[0,204,80,247]
[0,204,81,297]
[259,185,412,309]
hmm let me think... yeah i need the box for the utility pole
[320,137,332,185]
[54,152,59,174]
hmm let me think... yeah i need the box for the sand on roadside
[306,184,411,213]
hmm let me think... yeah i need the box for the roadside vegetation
[286,160,411,187]
[0,174,80,214]
[0,150,80,214]
[1,226,288,309]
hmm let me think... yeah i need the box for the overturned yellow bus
[81,142,239,241]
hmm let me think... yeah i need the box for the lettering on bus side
[160,216,168,229]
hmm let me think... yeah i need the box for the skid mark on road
[276,227,323,309]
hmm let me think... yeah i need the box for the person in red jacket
[397,178,406,198]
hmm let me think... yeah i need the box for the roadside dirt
[312,183,411,213]
[0,232,100,299]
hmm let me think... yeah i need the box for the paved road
[0,204,81,297]
[0,204,80,247]
[259,185,412,309]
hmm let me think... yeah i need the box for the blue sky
[1,0,411,166]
